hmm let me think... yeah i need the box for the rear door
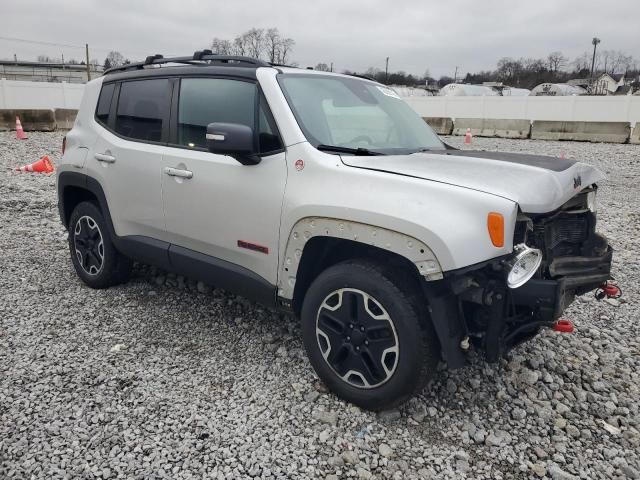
[161,76,287,287]
[90,78,171,241]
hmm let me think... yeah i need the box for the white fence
[0,79,84,110]
[404,95,640,126]
[1,79,640,128]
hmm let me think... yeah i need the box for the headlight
[587,190,597,213]
[505,244,542,289]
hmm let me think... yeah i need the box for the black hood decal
[430,150,577,172]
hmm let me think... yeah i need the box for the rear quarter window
[95,83,115,126]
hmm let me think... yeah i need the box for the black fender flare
[57,171,117,240]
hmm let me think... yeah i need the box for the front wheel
[301,260,439,410]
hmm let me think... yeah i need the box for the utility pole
[85,43,91,81]
[330,62,333,72]
[454,66,458,83]
[590,37,600,79]
[385,57,389,84]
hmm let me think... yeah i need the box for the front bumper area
[512,245,613,322]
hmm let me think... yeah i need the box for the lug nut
[346,336,351,341]
[364,340,369,346]
[349,324,353,329]
[355,346,360,351]
[360,326,365,331]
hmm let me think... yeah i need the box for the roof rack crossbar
[104,53,270,75]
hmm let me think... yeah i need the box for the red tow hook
[553,319,574,333]
[595,281,622,301]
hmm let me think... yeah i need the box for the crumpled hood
[342,150,606,213]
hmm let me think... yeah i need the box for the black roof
[102,51,277,82]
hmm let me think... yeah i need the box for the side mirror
[206,122,260,165]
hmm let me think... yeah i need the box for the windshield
[277,74,445,155]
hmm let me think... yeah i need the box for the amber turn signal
[487,212,504,247]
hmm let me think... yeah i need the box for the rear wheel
[68,201,131,288]
[301,260,439,410]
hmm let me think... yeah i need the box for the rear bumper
[512,246,613,321]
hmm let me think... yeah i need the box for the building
[568,74,629,95]
[592,73,625,95]
[0,60,103,83]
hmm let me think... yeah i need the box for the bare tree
[314,63,330,71]
[246,28,265,58]
[232,35,248,56]
[573,52,590,73]
[265,28,281,63]
[106,51,126,68]
[212,28,295,63]
[547,51,567,72]
[497,57,524,84]
[211,37,232,55]
[279,38,295,64]
[600,50,615,74]
[609,51,632,75]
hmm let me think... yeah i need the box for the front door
[161,77,287,287]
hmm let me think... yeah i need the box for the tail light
[62,136,67,155]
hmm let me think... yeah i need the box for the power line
[0,35,83,49]
[0,35,160,58]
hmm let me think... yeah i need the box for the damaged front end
[424,187,615,368]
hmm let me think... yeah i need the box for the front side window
[177,78,283,154]
[178,78,256,149]
[114,79,170,142]
[278,74,444,155]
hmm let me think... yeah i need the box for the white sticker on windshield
[377,86,401,99]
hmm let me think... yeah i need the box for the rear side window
[95,83,115,126]
[115,79,170,142]
[178,78,256,149]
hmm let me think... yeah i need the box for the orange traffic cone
[16,117,28,140]
[16,155,54,173]
[464,128,472,144]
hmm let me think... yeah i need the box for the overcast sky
[3,0,639,78]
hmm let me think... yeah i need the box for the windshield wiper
[316,144,384,156]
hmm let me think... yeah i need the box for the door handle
[164,167,193,179]
[94,152,116,164]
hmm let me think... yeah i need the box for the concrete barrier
[453,118,531,139]
[531,121,631,143]
[0,109,56,131]
[423,117,453,135]
[54,109,78,130]
[630,125,640,145]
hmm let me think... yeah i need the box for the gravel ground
[1,131,639,480]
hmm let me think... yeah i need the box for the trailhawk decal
[278,217,443,300]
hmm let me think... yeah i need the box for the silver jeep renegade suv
[57,52,613,410]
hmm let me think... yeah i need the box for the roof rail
[103,52,270,75]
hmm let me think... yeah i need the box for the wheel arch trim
[57,171,116,238]
[278,217,443,300]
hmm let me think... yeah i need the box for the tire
[67,201,131,289]
[301,259,439,411]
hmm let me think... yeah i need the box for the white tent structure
[439,84,499,96]
[530,83,587,96]
[501,87,530,96]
